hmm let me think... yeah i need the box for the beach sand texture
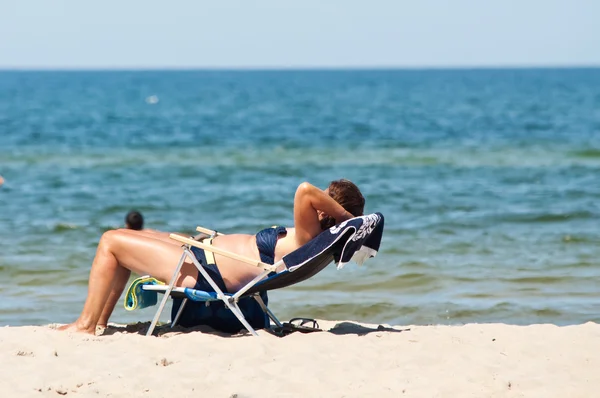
[1,321,598,398]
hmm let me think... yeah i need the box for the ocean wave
[294,272,440,292]
[444,304,563,320]
[499,275,574,284]
[281,301,417,323]
[571,149,600,159]
[561,235,599,244]
[3,146,600,169]
[52,223,80,232]
[494,210,596,224]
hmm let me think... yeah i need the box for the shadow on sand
[327,322,410,336]
[100,322,249,338]
[99,321,409,338]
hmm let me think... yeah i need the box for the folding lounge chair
[143,212,385,337]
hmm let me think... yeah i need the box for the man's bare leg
[95,229,192,327]
[59,230,198,334]
[123,228,190,245]
[97,266,131,329]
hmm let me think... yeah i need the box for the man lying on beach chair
[131,212,384,336]
[59,180,376,335]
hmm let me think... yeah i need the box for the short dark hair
[320,179,365,230]
[125,210,144,230]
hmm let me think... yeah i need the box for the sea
[1,68,599,328]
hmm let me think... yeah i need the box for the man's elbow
[296,182,315,197]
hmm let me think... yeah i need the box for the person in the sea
[124,210,144,231]
[59,180,365,334]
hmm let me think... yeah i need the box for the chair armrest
[169,234,277,272]
[196,226,225,236]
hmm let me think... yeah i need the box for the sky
[0,0,598,69]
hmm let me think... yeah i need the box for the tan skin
[59,182,354,334]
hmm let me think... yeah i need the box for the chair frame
[145,226,285,337]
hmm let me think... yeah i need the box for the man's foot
[57,322,96,335]
[96,324,107,336]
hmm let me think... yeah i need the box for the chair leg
[254,294,283,328]
[146,250,188,336]
[171,298,188,328]
[227,300,259,337]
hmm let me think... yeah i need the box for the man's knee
[99,229,124,249]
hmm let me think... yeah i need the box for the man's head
[125,210,144,230]
[320,179,365,230]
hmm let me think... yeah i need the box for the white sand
[0,321,598,397]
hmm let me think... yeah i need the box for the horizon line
[1,64,599,72]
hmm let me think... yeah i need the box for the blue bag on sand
[171,291,270,334]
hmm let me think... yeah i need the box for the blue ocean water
[1,69,599,327]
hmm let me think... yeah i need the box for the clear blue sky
[1,0,598,69]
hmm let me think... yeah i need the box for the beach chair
[141,212,384,337]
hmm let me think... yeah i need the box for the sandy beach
[1,321,598,398]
